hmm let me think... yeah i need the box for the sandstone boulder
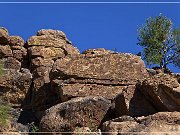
[2,57,21,70]
[8,36,24,46]
[40,96,111,132]
[102,112,180,135]
[0,27,9,44]
[0,45,13,58]
[0,68,32,107]
[137,73,180,111]
[28,46,65,60]
[27,29,79,55]
[51,53,148,84]
[50,52,148,103]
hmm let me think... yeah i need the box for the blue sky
[0,1,179,72]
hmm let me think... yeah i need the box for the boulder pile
[0,27,179,134]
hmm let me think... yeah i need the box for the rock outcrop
[27,29,80,110]
[102,112,180,135]
[0,69,32,107]
[137,73,180,112]
[50,50,149,102]
[115,85,157,117]
[40,96,111,132]
[0,27,179,134]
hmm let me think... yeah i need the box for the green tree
[137,14,180,69]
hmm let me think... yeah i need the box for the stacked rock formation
[0,28,31,107]
[0,27,179,134]
[27,29,80,110]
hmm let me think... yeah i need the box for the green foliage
[0,104,10,126]
[28,122,39,132]
[0,61,4,76]
[137,14,180,69]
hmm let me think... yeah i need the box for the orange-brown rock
[2,57,21,70]
[0,68,32,107]
[52,53,148,84]
[102,112,180,135]
[50,52,149,104]
[0,45,13,58]
[12,48,27,62]
[40,96,111,132]
[27,29,80,110]
[51,79,125,102]
[137,73,180,111]
[82,48,115,55]
[28,46,65,60]
[8,36,24,46]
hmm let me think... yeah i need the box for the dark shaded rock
[0,27,9,45]
[115,85,157,117]
[40,96,111,132]
[137,73,180,111]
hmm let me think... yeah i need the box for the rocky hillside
[0,27,179,134]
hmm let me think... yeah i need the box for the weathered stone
[37,29,66,39]
[51,79,124,102]
[30,57,54,71]
[12,47,27,62]
[2,57,21,70]
[0,27,9,44]
[0,69,32,107]
[51,53,148,84]
[102,112,180,135]
[137,73,180,111]
[115,85,157,117]
[0,45,13,58]
[40,96,111,132]
[27,35,67,48]
[28,46,65,59]
[82,48,115,56]
[8,36,24,46]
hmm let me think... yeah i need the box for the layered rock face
[0,27,179,134]
[51,50,148,102]
[0,27,31,107]
[102,112,180,135]
[137,73,180,112]
[27,29,80,110]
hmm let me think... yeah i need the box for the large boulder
[27,29,79,55]
[0,68,32,107]
[8,36,24,47]
[1,57,21,70]
[101,112,180,135]
[40,96,111,132]
[0,45,13,58]
[50,51,149,103]
[0,27,9,45]
[51,53,148,83]
[137,73,180,111]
